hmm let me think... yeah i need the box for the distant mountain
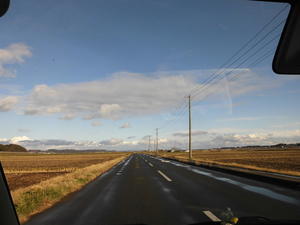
[0,144,27,152]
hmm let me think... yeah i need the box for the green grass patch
[75,177,89,184]
[16,187,64,216]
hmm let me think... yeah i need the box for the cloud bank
[1,127,300,151]
[0,43,32,78]
[0,96,19,111]
[19,68,278,121]
[22,72,198,120]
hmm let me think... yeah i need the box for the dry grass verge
[0,152,128,190]
[11,156,126,223]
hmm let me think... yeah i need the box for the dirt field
[3,154,129,223]
[160,148,300,176]
[0,152,129,191]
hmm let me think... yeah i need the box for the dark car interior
[0,0,299,224]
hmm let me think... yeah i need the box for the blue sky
[0,0,300,150]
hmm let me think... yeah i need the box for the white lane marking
[202,211,221,222]
[116,156,132,175]
[149,155,300,205]
[160,159,170,163]
[149,162,153,167]
[157,170,172,182]
[123,156,132,166]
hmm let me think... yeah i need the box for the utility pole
[148,135,151,152]
[188,95,192,161]
[156,128,158,155]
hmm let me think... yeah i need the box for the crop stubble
[0,152,129,190]
[161,148,300,176]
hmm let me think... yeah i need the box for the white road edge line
[149,163,153,167]
[157,170,172,182]
[202,211,221,222]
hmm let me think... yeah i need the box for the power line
[159,105,189,135]
[191,28,282,99]
[229,48,276,81]
[159,102,188,131]
[191,19,285,99]
[157,46,275,143]
[248,48,275,68]
[152,5,288,152]
[192,32,281,100]
[188,5,288,96]
[198,46,276,102]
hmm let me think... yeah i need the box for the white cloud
[164,127,300,149]
[21,68,278,121]
[0,96,19,112]
[173,130,208,137]
[2,127,300,151]
[23,140,95,150]
[120,122,131,129]
[99,138,123,146]
[10,136,32,144]
[99,104,122,120]
[0,43,32,77]
[0,138,9,144]
[91,121,102,127]
[22,72,197,119]
[0,136,128,150]
[190,68,282,115]
[20,139,75,146]
[59,114,76,120]
[0,136,78,149]
[195,129,300,149]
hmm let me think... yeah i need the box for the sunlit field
[0,152,130,223]
[0,152,129,190]
[159,148,300,176]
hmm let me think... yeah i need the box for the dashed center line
[148,163,153,167]
[202,210,221,222]
[116,157,131,175]
[157,170,172,182]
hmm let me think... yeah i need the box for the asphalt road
[25,154,300,225]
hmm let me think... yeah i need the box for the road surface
[25,154,300,225]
